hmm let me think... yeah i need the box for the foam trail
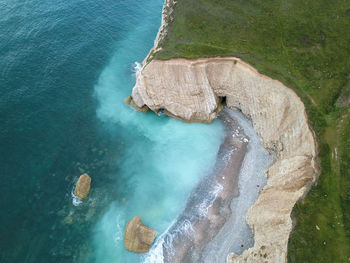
[132,61,142,72]
[71,190,82,207]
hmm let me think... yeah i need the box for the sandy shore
[159,109,249,263]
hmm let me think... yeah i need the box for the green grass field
[154,0,350,261]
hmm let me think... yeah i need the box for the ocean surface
[0,0,227,262]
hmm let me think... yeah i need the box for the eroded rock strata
[131,57,319,262]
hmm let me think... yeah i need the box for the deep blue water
[0,1,225,262]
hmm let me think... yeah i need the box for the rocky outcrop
[131,57,319,262]
[124,96,132,105]
[124,216,157,253]
[74,173,91,200]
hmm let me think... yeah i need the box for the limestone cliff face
[131,57,319,263]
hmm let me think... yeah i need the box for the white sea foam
[132,61,142,72]
[142,236,165,263]
[112,214,124,243]
[71,188,82,206]
[222,147,236,163]
[197,182,223,218]
[142,222,175,263]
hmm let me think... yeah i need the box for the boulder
[74,173,91,200]
[124,216,157,253]
[124,96,132,105]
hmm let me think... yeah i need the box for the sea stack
[124,216,157,253]
[74,173,91,200]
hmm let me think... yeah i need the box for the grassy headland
[153,0,350,262]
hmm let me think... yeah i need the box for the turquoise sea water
[0,0,225,262]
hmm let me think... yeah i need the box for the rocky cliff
[131,57,319,262]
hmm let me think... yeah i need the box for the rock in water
[74,173,91,200]
[124,96,132,105]
[124,216,157,253]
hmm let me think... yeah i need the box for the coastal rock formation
[131,57,319,262]
[124,216,157,253]
[124,96,132,105]
[74,173,91,200]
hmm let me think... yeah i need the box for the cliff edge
[131,57,319,262]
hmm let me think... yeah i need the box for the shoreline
[163,109,248,263]
[143,109,271,263]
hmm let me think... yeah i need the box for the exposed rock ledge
[131,57,319,262]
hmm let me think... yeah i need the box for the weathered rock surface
[74,173,91,200]
[131,99,149,113]
[131,57,319,262]
[124,216,157,253]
